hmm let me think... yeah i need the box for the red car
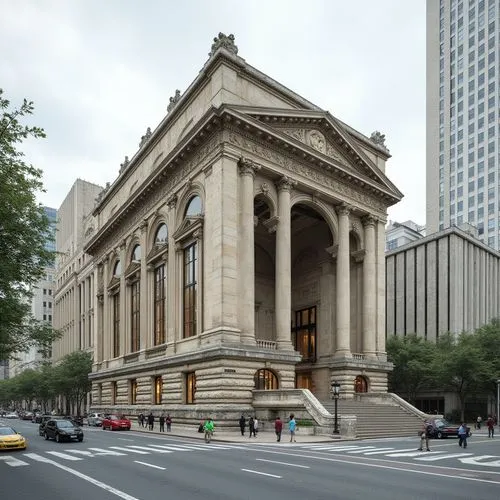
[101,414,131,431]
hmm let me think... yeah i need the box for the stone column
[376,219,387,359]
[275,176,295,350]
[139,222,148,351]
[238,158,260,345]
[166,195,177,347]
[119,243,126,355]
[362,215,377,358]
[335,204,351,356]
[102,257,110,362]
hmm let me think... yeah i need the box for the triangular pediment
[226,106,402,201]
[172,215,204,242]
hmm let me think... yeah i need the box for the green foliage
[296,419,314,427]
[0,88,61,359]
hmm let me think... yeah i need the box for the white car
[3,413,18,419]
[87,413,105,426]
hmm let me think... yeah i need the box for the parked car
[426,418,471,439]
[87,412,105,427]
[43,419,84,443]
[20,412,34,421]
[38,415,56,436]
[102,414,131,431]
[3,413,18,419]
[64,415,84,427]
[0,426,27,451]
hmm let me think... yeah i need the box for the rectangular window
[186,372,196,404]
[183,244,197,338]
[131,281,140,352]
[154,265,166,346]
[43,288,47,295]
[154,376,163,405]
[292,306,317,363]
[113,292,120,358]
[130,379,137,405]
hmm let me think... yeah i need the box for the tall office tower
[426,0,499,248]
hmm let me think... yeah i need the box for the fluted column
[276,176,295,350]
[362,215,377,358]
[238,158,260,344]
[335,204,351,356]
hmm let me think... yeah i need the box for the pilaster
[362,215,377,358]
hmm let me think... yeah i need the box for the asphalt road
[2,418,500,500]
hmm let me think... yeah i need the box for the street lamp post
[331,381,341,434]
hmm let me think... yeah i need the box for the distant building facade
[385,220,425,251]
[83,34,402,421]
[386,225,500,340]
[9,206,57,377]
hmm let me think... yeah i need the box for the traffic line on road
[134,460,166,470]
[0,455,29,467]
[256,458,310,469]
[363,448,397,455]
[346,447,379,454]
[64,450,96,457]
[46,451,82,461]
[126,445,173,453]
[241,468,282,478]
[415,453,473,461]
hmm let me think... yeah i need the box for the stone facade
[84,34,402,421]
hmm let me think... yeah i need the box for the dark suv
[43,419,84,443]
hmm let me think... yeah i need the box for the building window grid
[186,372,196,404]
[183,243,197,338]
[154,264,166,346]
[154,376,162,405]
[113,292,120,358]
[292,306,317,363]
[130,280,140,353]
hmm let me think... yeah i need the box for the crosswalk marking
[23,452,53,463]
[346,447,379,454]
[307,445,361,451]
[147,444,191,451]
[89,447,127,456]
[0,455,29,467]
[363,448,397,455]
[109,446,149,454]
[126,445,173,453]
[415,453,473,461]
[46,451,82,461]
[385,451,444,458]
[64,449,96,457]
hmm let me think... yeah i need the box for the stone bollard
[340,415,357,439]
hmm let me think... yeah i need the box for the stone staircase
[321,397,426,439]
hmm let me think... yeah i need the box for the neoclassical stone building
[85,34,402,420]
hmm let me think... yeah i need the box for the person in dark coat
[166,414,172,432]
[275,416,283,442]
[239,415,246,436]
[159,413,165,432]
[148,412,154,431]
[248,416,256,438]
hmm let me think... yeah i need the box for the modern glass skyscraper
[426,0,499,248]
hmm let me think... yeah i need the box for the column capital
[238,157,261,177]
[337,203,353,217]
[362,214,378,228]
[276,176,296,192]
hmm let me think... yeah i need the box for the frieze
[227,131,386,214]
[91,133,221,257]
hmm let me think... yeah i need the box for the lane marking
[64,450,96,457]
[363,448,397,455]
[46,451,82,461]
[126,445,172,454]
[256,458,310,469]
[108,446,149,454]
[88,447,127,456]
[459,455,500,466]
[134,460,166,470]
[386,451,445,458]
[147,444,192,451]
[415,453,473,461]
[0,455,29,467]
[118,438,135,442]
[241,468,282,478]
[304,445,361,451]
[24,453,139,500]
[346,447,379,454]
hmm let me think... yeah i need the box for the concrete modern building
[9,206,57,376]
[53,180,102,364]
[83,34,402,423]
[386,225,500,339]
[426,0,500,248]
[385,220,425,251]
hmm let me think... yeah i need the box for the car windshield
[0,427,16,435]
[434,419,451,428]
[56,421,74,428]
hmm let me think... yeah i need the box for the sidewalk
[129,421,339,444]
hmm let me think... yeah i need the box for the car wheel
[437,431,443,439]
[55,433,61,443]
[44,432,49,440]
[78,437,83,442]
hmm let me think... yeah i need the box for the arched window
[155,223,168,244]
[354,375,368,393]
[131,244,141,262]
[185,195,202,217]
[254,369,279,390]
[113,260,122,277]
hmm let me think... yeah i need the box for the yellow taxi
[0,426,27,450]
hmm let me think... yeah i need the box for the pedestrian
[476,415,482,430]
[275,416,283,442]
[166,414,172,432]
[159,413,165,432]
[139,413,145,427]
[289,414,297,442]
[248,416,255,438]
[417,421,431,451]
[458,423,468,448]
[254,416,259,436]
[487,416,495,438]
[148,412,154,431]
[239,415,246,436]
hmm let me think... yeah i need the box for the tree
[474,319,500,399]
[386,334,436,403]
[433,332,493,422]
[0,88,61,359]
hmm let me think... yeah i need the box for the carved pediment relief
[172,215,204,243]
[279,127,350,168]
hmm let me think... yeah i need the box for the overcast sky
[1,0,426,225]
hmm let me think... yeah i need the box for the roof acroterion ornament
[209,33,238,57]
